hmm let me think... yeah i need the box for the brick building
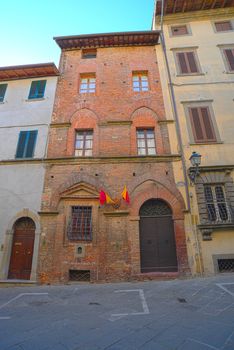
[38,31,190,283]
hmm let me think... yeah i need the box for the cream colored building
[153,1,234,275]
[0,63,58,282]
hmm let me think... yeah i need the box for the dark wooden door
[139,199,178,273]
[8,218,35,280]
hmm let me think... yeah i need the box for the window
[75,130,93,156]
[15,130,38,158]
[222,48,234,72]
[67,206,92,241]
[82,49,97,59]
[28,80,46,99]
[176,51,200,74]
[137,129,156,155]
[132,72,149,92]
[171,25,188,36]
[215,21,232,32]
[0,84,7,102]
[204,185,231,223]
[79,74,96,93]
[188,106,217,143]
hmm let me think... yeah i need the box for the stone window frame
[212,254,234,273]
[212,20,233,33]
[169,23,192,37]
[63,201,99,245]
[182,100,221,145]
[171,47,203,76]
[218,44,234,74]
[195,170,234,240]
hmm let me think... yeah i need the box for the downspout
[158,0,203,275]
[158,0,191,212]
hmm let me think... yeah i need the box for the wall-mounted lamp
[188,151,202,184]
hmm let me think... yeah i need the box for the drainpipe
[158,0,204,276]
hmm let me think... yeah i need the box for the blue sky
[0,0,154,67]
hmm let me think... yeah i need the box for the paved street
[0,275,234,350]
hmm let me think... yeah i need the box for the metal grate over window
[204,185,231,223]
[218,259,234,273]
[69,270,91,282]
[67,206,92,241]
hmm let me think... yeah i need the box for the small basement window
[69,269,91,282]
[218,259,234,273]
[82,49,97,59]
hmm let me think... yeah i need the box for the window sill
[189,141,223,145]
[198,222,234,241]
[224,71,234,74]
[25,97,45,102]
[176,73,205,77]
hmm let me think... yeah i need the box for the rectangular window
[67,206,92,241]
[204,185,231,223]
[176,51,200,74]
[28,80,46,99]
[137,129,156,155]
[215,21,232,32]
[0,84,7,102]
[15,130,38,158]
[188,106,216,143]
[79,74,96,93]
[82,49,97,59]
[171,25,188,36]
[132,72,149,92]
[223,48,234,72]
[75,130,93,156]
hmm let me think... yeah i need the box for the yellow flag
[106,193,115,204]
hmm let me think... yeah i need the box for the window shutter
[189,108,204,142]
[25,130,38,158]
[224,49,234,71]
[16,131,27,158]
[37,80,46,98]
[177,53,188,74]
[28,81,37,99]
[187,52,199,73]
[215,21,232,32]
[200,107,216,141]
[0,84,7,102]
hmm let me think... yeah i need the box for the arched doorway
[8,217,35,280]
[139,199,178,273]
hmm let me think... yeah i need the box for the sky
[0,0,155,67]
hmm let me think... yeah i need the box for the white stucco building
[0,63,59,282]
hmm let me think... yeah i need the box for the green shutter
[0,84,7,102]
[28,80,46,99]
[25,130,38,157]
[15,131,27,158]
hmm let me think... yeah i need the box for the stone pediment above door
[60,182,99,200]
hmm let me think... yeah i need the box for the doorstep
[0,279,37,287]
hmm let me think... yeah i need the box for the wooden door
[139,199,178,273]
[8,218,35,280]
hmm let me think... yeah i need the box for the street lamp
[188,151,202,184]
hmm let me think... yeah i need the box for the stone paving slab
[0,275,234,350]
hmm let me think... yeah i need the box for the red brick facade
[38,37,190,284]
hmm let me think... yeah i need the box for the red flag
[99,190,106,205]
[121,185,130,204]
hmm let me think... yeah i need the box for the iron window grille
[204,185,232,224]
[67,206,92,241]
[75,130,93,157]
[137,128,156,155]
[132,72,149,92]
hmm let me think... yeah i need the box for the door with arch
[139,199,178,273]
[8,217,35,280]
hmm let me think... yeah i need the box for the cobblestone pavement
[0,274,234,350]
